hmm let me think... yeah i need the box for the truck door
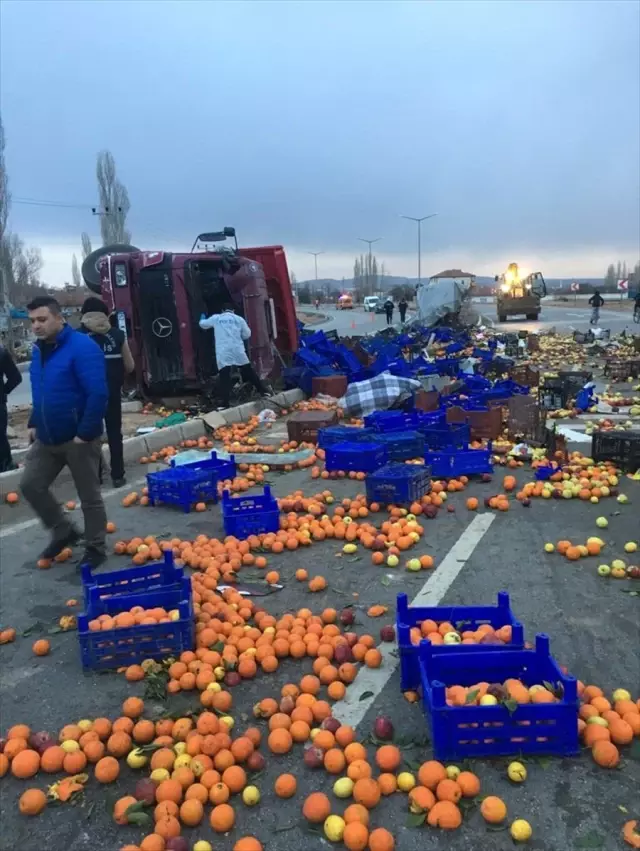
[136,256,184,388]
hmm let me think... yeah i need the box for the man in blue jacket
[21,296,109,569]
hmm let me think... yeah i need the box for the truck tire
[498,314,507,323]
[526,313,538,320]
[81,243,140,293]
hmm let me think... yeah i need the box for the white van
[363,296,380,312]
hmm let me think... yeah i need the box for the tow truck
[495,263,546,322]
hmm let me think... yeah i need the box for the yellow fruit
[586,716,608,727]
[446,765,461,780]
[242,785,260,806]
[150,768,170,784]
[193,843,213,851]
[624,542,637,553]
[126,748,148,769]
[206,682,222,693]
[174,753,193,769]
[595,517,608,528]
[544,543,555,553]
[386,555,399,568]
[61,740,80,753]
[480,694,498,706]
[77,720,93,732]
[343,543,358,554]
[406,558,421,572]
[397,772,416,792]
[612,688,631,702]
[333,777,354,798]
[324,814,346,842]
[511,819,533,842]
[220,715,234,730]
[173,742,187,755]
[507,762,527,783]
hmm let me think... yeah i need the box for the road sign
[570,282,580,292]
[617,279,629,292]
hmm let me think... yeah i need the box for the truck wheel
[526,313,538,320]
[81,243,140,293]
[498,314,507,323]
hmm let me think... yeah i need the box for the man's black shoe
[79,548,107,571]
[111,477,126,488]
[40,529,81,561]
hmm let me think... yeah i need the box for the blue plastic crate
[222,485,280,539]
[147,451,237,512]
[318,425,376,449]
[324,441,388,473]
[77,577,194,671]
[81,551,183,605]
[365,463,431,505]
[375,430,425,461]
[425,444,493,478]
[421,422,470,451]
[419,633,580,760]
[364,410,425,432]
[397,591,524,691]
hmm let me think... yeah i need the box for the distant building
[428,269,475,288]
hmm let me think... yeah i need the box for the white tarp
[416,278,472,325]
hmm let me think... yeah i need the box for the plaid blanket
[339,372,422,418]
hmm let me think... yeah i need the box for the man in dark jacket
[20,296,108,569]
[398,297,408,323]
[384,298,394,325]
[588,290,604,325]
[0,341,22,472]
[79,297,135,487]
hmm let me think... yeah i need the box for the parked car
[363,296,380,312]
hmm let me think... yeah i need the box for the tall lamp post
[401,214,437,285]
[358,237,382,297]
[308,252,324,303]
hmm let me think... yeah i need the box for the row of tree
[604,261,640,291]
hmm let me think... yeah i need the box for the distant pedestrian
[79,297,135,487]
[398,297,408,323]
[384,298,394,325]
[199,304,270,409]
[589,290,604,325]
[20,296,108,570]
[0,342,22,472]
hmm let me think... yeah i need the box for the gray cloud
[1,0,638,282]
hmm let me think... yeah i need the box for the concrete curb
[0,388,305,498]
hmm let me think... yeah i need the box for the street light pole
[308,252,324,303]
[401,214,437,285]
[358,237,382,297]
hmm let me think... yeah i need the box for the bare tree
[96,150,131,245]
[71,254,81,288]
[0,114,9,250]
[81,232,93,259]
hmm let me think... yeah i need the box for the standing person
[20,296,108,569]
[384,298,394,325]
[79,297,135,487]
[588,290,604,325]
[0,341,22,472]
[199,304,270,409]
[398,296,408,324]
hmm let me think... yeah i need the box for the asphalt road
[1,437,638,851]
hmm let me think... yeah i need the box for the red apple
[380,625,396,642]
[224,671,241,688]
[303,745,324,769]
[339,608,355,626]
[373,716,394,741]
[135,778,157,805]
[246,750,266,772]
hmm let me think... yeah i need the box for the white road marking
[0,475,149,539]
[330,513,496,729]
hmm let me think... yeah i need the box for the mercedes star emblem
[152,317,173,338]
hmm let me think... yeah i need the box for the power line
[13,197,93,210]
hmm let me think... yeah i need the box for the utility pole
[401,214,437,285]
[358,237,382,297]
[308,252,324,299]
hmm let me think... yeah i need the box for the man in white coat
[199,304,270,409]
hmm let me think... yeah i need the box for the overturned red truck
[82,228,298,397]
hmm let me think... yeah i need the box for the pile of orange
[408,621,514,647]
[577,684,640,768]
[86,606,180,633]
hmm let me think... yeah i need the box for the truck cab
[83,229,297,397]
[495,264,546,322]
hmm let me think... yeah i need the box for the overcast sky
[1,0,639,285]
